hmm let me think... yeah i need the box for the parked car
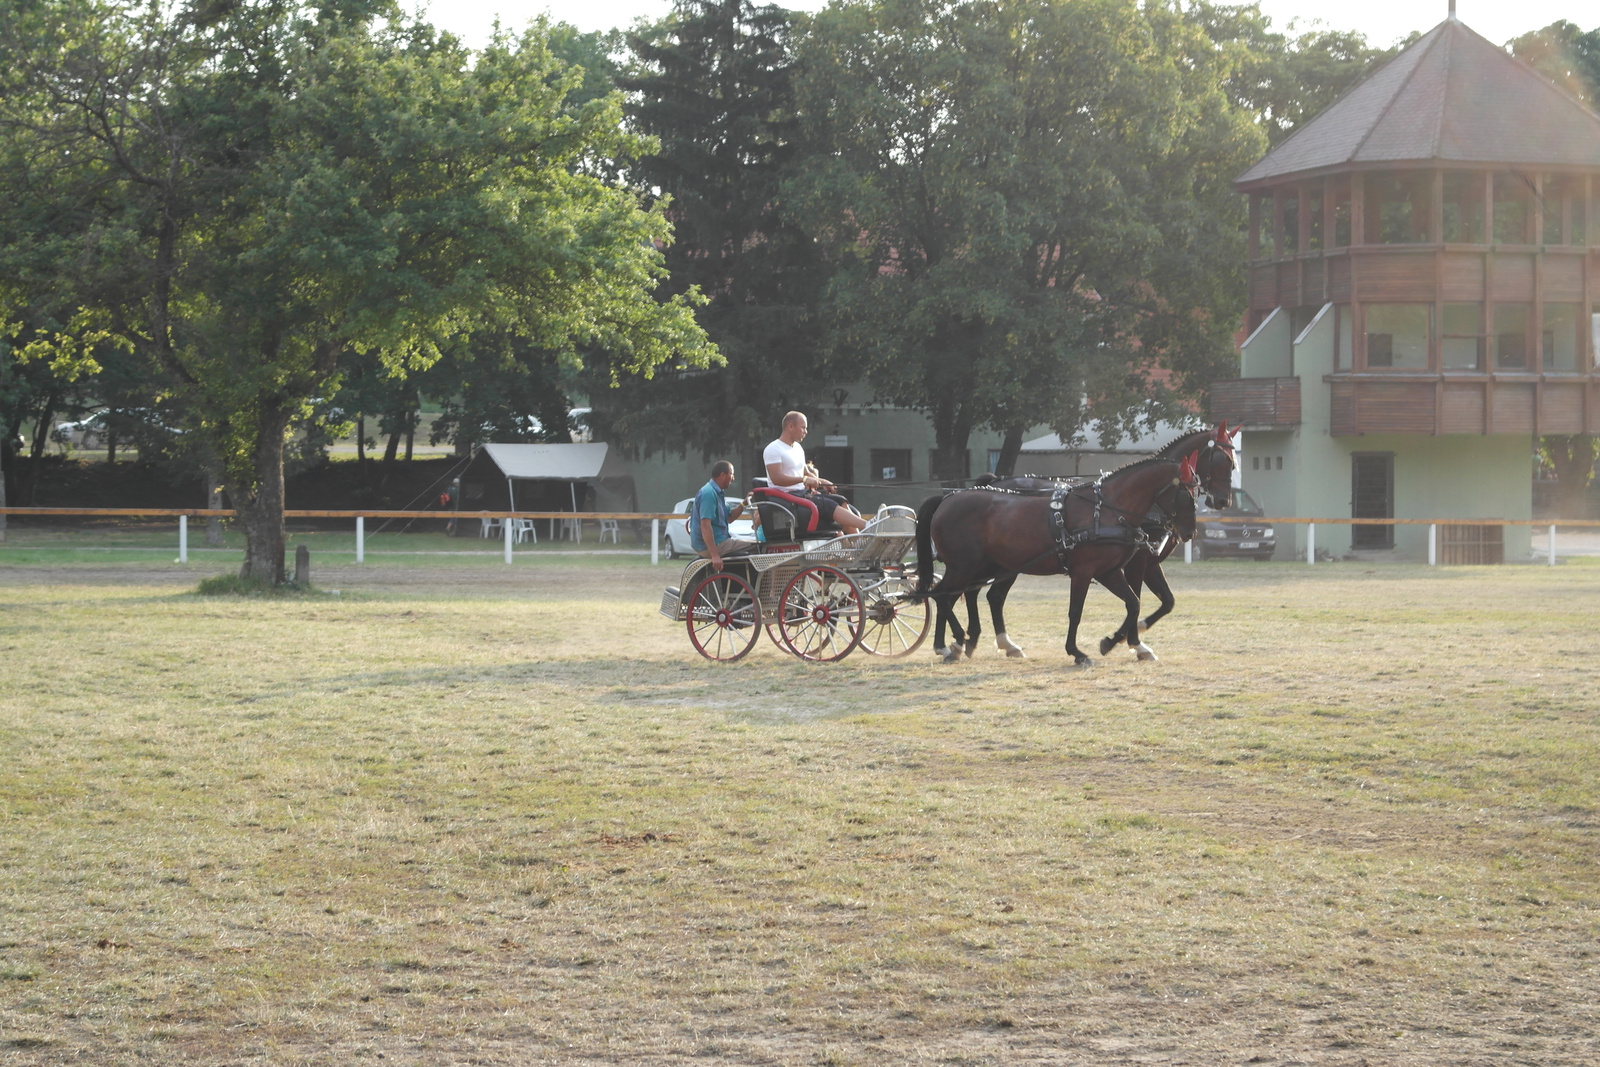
[1196,487,1276,561]
[661,495,757,559]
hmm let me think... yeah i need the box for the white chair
[480,517,503,539]
[598,519,620,544]
[559,517,583,542]
[511,518,537,544]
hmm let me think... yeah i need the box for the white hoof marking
[1134,643,1158,662]
[995,633,1027,658]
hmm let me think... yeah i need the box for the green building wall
[1239,302,1533,562]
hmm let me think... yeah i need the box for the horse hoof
[963,643,977,660]
[1006,648,1027,659]
[1098,636,1116,656]
[934,646,962,664]
[1071,655,1093,668]
[1135,646,1158,662]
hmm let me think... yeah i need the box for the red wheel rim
[686,572,761,662]
[777,566,863,662]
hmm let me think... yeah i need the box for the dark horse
[931,469,1196,661]
[913,427,1234,666]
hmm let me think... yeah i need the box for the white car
[662,496,757,559]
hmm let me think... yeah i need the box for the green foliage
[588,0,823,469]
[787,0,1264,477]
[1510,20,1600,106]
[0,1,714,579]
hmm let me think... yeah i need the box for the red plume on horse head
[1179,452,1198,485]
[1213,421,1236,452]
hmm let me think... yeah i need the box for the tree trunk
[236,401,293,583]
[930,398,975,485]
[356,414,368,478]
[24,392,58,506]
[404,412,415,462]
[993,423,1026,477]
[0,438,7,542]
[205,462,226,547]
[379,421,401,489]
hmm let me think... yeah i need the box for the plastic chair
[480,517,503,539]
[511,518,537,544]
[598,519,620,544]
[559,517,583,542]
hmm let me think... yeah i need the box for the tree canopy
[0,0,714,578]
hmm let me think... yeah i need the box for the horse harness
[1046,474,1197,568]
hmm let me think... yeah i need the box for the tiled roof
[1236,18,1600,186]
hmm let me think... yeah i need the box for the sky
[413,0,1589,50]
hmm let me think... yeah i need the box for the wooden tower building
[1214,11,1600,560]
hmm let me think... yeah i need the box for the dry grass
[0,557,1597,1065]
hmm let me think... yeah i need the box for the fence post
[178,514,187,563]
[356,515,364,564]
[1428,523,1437,566]
[1306,521,1315,565]
[1183,538,1192,564]
[505,512,514,564]
[651,518,660,566]
[1549,523,1557,567]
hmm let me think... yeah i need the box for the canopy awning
[480,442,617,481]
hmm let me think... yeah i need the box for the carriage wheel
[857,594,931,657]
[686,571,761,662]
[777,566,864,662]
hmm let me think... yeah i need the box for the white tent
[477,443,634,512]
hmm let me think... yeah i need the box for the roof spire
[1448,0,1457,18]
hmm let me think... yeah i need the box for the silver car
[661,496,757,559]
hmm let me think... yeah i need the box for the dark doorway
[812,447,854,501]
[1351,452,1394,548]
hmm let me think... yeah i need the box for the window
[1307,188,1323,250]
[871,448,912,482]
[1279,193,1299,253]
[1332,186,1352,247]
[1366,172,1430,244]
[1442,303,1483,370]
[1543,303,1580,371]
[1541,175,1586,245]
[1494,173,1533,244]
[1494,303,1530,368]
[1364,305,1428,369]
[1336,306,1352,369]
[1276,456,1283,470]
[1443,172,1485,243]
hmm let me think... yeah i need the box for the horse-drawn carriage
[659,490,932,662]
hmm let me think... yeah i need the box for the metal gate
[1351,452,1394,549]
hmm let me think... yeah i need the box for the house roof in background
[1236,17,1600,187]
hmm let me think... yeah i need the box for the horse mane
[1151,428,1214,460]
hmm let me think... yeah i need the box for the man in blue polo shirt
[690,460,757,570]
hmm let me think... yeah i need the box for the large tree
[0,0,713,581]
[787,0,1263,479]
[587,0,826,478]
[1510,20,1600,106]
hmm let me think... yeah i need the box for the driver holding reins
[762,411,868,534]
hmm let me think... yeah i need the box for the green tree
[589,0,826,479]
[0,1,713,581]
[1510,20,1600,106]
[1191,3,1402,147]
[787,0,1263,479]
[1541,435,1600,519]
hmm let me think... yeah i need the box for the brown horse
[913,427,1234,666]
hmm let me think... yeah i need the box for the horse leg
[1139,562,1175,634]
[1098,567,1156,662]
[933,593,964,663]
[1063,569,1096,667]
[1100,554,1147,656]
[961,587,982,658]
[987,574,1025,657]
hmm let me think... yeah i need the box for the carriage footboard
[659,586,685,621]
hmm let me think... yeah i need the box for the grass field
[1,551,1597,1065]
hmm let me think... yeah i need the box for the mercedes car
[1195,487,1276,561]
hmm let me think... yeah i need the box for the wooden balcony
[1326,373,1599,436]
[1211,377,1301,429]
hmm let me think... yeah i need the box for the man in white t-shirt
[762,411,867,534]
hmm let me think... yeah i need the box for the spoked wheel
[858,594,931,657]
[777,565,864,662]
[686,571,762,662]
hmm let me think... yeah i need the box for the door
[1351,452,1394,548]
[811,447,854,501]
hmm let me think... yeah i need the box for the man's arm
[766,462,815,490]
[700,517,723,569]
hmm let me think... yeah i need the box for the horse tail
[911,494,945,602]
